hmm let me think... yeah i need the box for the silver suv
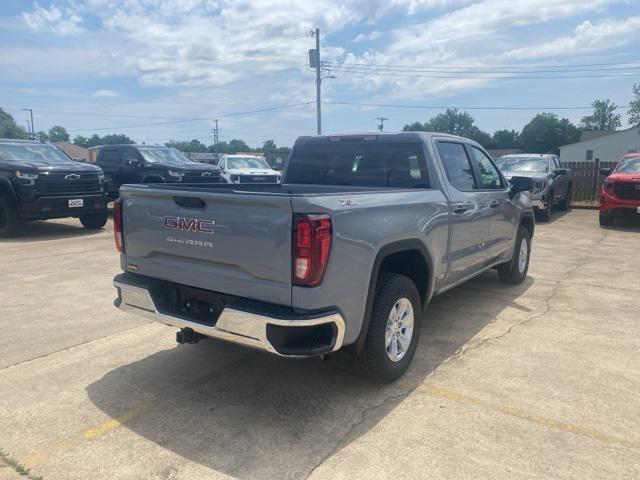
[495,154,572,221]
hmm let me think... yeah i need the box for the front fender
[0,177,17,202]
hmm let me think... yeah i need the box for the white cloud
[23,2,83,35]
[354,30,382,42]
[498,17,640,61]
[330,0,634,100]
[92,89,119,97]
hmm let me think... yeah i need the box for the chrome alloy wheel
[518,237,528,274]
[385,298,414,362]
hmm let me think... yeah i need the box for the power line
[326,67,640,80]
[323,59,640,70]
[66,101,314,132]
[324,63,640,74]
[323,100,630,111]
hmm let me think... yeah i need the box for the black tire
[497,226,531,284]
[599,212,614,227]
[355,273,422,382]
[537,192,553,222]
[0,196,20,238]
[79,211,108,230]
[558,185,571,211]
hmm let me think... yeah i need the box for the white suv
[218,155,281,184]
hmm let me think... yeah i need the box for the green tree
[427,109,475,135]
[579,99,622,131]
[262,139,277,153]
[0,108,28,139]
[166,139,207,153]
[518,113,580,154]
[208,141,228,154]
[492,129,520,149]
[227,138,250,154]
[629,83,640,127]
[85,133,134,147]
[402,121,425,132]
[73,135,89,146]
[47,125,70,142]
[36,131,49,142]
[402,108,494,147]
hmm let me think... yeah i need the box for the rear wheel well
[378,249,429,307]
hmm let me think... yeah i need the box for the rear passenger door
[435,141,493,283]
[466,145,516,260]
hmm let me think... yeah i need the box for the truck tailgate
[120,187,293,306]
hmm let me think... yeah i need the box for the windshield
[226,157,270,170]
[495,156,549,174]
[138,147,191,165]
[615,156,640,173]
[0,143,72,164]
[285,142,428,188]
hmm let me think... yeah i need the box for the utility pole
[212,119,220,152]
[376,117,388,132]
[22,108,34,139]
[309,28,322,135]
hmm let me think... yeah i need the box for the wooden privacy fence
[563,160,617,203]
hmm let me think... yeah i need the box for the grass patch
[0,448,43,480]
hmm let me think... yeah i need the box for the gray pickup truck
[113,132,535,381]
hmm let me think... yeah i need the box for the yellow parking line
[82,403,151,439]
[22,403,152,467]
[413,383,640,452]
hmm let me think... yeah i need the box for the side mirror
[599,167,613,177]
[554,168,568,175]
[509,176,533,196]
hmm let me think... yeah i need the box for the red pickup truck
[599,153,640,226]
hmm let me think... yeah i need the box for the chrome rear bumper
[113,279,345,357]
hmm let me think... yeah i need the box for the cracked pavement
[1,210,639,479]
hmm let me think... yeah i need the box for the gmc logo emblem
[164,216,215,234]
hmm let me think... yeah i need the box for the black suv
[95,145,221,200]
[0,139,108,237]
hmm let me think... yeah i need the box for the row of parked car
[0,138,639,237]
[0,139,281,237]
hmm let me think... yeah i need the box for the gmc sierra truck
[113,133,535,381]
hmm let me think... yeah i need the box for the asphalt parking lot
[1,209,639,480]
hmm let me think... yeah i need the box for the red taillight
[292,214,332,286]
[113,199,125,253]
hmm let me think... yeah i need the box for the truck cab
[0,139,108,237]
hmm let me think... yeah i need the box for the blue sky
[1,0,639,147]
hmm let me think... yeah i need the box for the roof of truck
[295,131,472,143]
